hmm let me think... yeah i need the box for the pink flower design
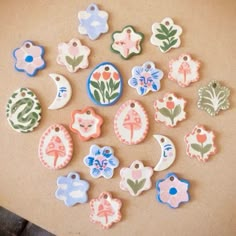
[156,173,190,208]
[13,41,46,77]
[131,169,142,180]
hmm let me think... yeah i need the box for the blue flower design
[128,61,164,96]
[78,3,109,40]
[55,172,89,207]
[84,144,119,179]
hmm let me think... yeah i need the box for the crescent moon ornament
[153,134,176,171]
[48,73,72,110]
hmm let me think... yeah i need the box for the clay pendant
[6,88,41,133]
[114,100,149,145]
[38,124,73,169]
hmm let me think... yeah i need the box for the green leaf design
[156,34,168,40]
[191,143,202,152]
[110,92,119,100]
[27,91,34,96]
[74,55,83,66]
[12,93,18,98]
[160,24,169,35]
[170,38,178,47]
[109,79,114,90]
[113,81,120,91]
[168,29,177,37]
[127,179,146,194]
[105,91,110,100]
[93,90,101,102]
[159,107,172,118]
[173,105,181,117]
[203,144,212,154]
[65,56,74,65]
[90,81,100,89]
[100,81,105,92]
[157,28,163,33]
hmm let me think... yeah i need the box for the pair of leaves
[156,24,177,39]
[159,105,181,119]
[191,143,212,154]
[65,55,83,68]
[127,178,146,194]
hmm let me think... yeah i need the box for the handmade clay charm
[156,173,190,208]
[38,124,73,169]
[87,62,123,106]
[48,73,72,110]
[57,38,90,73]
[111,25,144,59]
[154,93,186,127]
[70,107,103,141]
[90,192,122,229]
[150,17,182,53]
[6,88,41,133]
[168,54,200,87]
[184,125,216,162]
[78,3,109,40]
[198,80,230,116]
[128,61,164,96]
[84,145,119,179]
[120,160,153,196]
[153,134,176,171]
[55,172,89,207]
[13,40,46,77]
[114,100,149,145]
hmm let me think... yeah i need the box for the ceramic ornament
[153,135,176,171]
[84,144,119,179]
[55,172,89,207]
[198,80,230,116]
[156,173,190,209]
[57,38,90,73]
[168,54,200,87]
[154,93,186,127]
[87,62,123,106]
[78,3,109,40]
[6,88,42,133]
[150,17,182,53]
[120,160,153,196]
[13,40,46,77]
[111,25,144,59]
[128,61,164,96]
[38,124,73,169]
[184,125,216,162]
[114,100,149,145]
[70,107,103,141]
[90,192,122,229]
[48,73,72,110]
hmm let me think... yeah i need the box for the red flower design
[93,72,101,80]
[113,72,119,80]
[102,71,111,80]
[196,134,207,143]
[166,101,175,109]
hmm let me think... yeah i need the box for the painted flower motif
[84,145,119,179]
[78,3,109,40]
[154,93,186,127]
[57,38,90,73]
[111,25,144,59]
[128,61,164,96]
[55,172,89,207]
[168,54,200,87]
[89,192,122,229]
[184,125,216,162]
[13,41,46,77]
[120,160,153,196]
[156,173,190,208]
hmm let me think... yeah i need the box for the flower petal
[15,60,28,71]
[108,157,119,167]
[102,147,112,158]
[103,167,113,178]
[91,168,101,178]
[25,64,37,76]
[128,77,138,87]
[138,86,146,95]
[84,156,94,166]
[151,82,159,91]
[91,145,100,155]
[168,195,181,208]
[33,57,45,67]
[26,45,44,57]
[159,190,170,203]
[14,48,25,59]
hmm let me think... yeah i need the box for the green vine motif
[65,55,84,71]
[127,178,146,195]
[90,79,120,104]
[155,24,178,52]
[159,105,181,125]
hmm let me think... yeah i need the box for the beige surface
[0,0,236,235]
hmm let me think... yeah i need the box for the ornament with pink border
[154,93,186,127]
[156,172,190,208]
[184,125,216,162]
[38,124,73,169]
[168,54,200,87]
[13,40,46,77]
[70,107,103,141]
[89,192,122,229]
[57,38,90,73]
[114,100,149,145]
[120,160,153,196]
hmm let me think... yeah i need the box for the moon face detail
[48,73,72,110]
[153,134,176,171]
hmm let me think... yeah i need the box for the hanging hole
[90,5,95,11]
[103,194,108,199]
[197,129,201,133]
[86,110,91,115]
[25,43,30,48]
[127,29,131,33]
[165,21,170,26]
[183,56,188,61]
[73,42,77,47]
[71,174,76,179]
[170,176,174,181]
[21,92,26,97]
[56,77,60,81]
[105,150,110,154]
[168,96,173,101]
[212,83,217,88]
[146,64,151,69]
[160,138,165,143]
[104,66,110,71]
[55,127,60,132]
[130,103,135,108]
[135,163,139,169]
